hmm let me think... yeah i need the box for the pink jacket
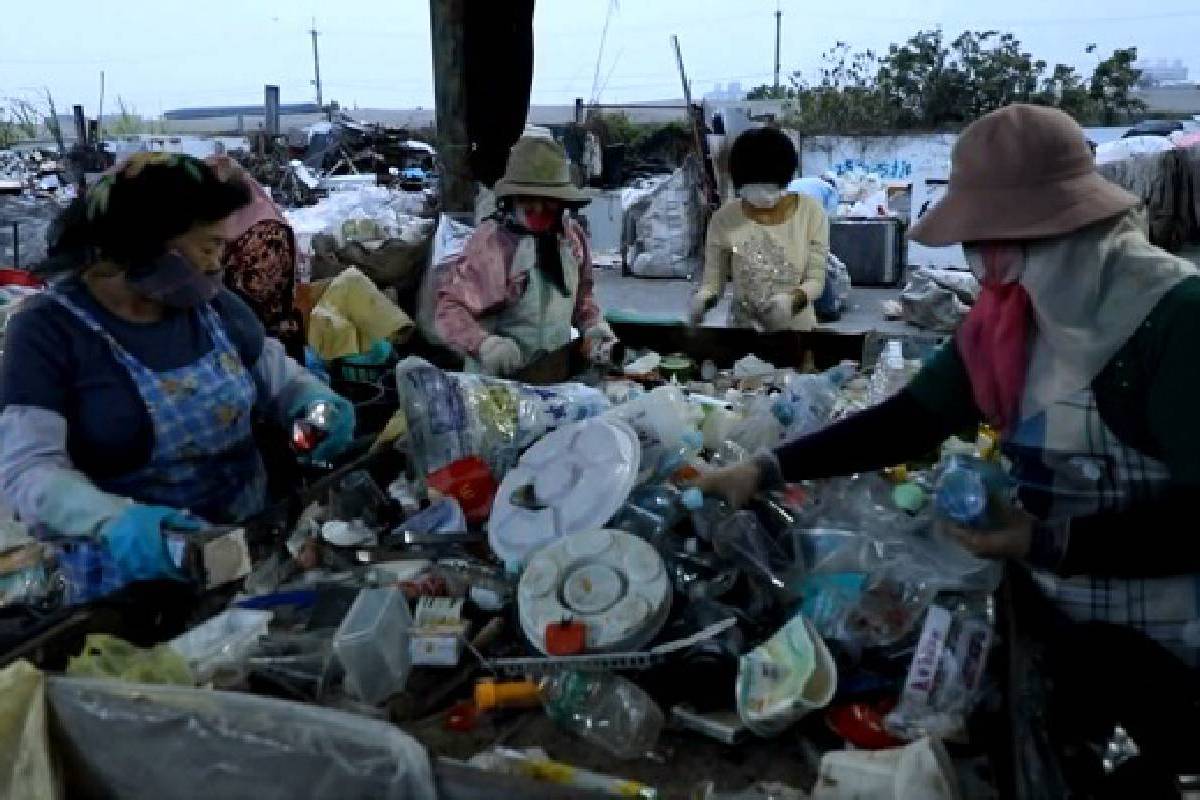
[434,219,603,357]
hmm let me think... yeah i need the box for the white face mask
[740,183,784,209]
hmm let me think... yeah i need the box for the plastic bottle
[933,456,989,527]
[539,671,664,759]
[609,485,704,541]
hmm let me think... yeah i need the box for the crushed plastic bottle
[540,671,664,760]
[867,340,916,405]
[609,484,704,542]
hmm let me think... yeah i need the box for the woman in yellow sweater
[690,127,829,332]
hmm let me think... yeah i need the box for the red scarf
[956,245,1032,434]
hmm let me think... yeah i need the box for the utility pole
[773,0,782,92]
[429,0,472,211]
[309,19,323,109]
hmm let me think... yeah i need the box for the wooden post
[430,0,473,212]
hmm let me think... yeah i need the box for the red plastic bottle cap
[444,701,479,732]
[825,698,903,750]
[545,619,587,656]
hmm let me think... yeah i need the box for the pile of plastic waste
[1,334,1003,799]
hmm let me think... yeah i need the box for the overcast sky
[2,1,1197,118]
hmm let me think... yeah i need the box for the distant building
[1133,84,1200,115]
[1136,58,1190,87]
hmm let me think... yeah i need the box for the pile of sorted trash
[2,318,1002,797]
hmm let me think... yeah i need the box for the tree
[783,43,897,134]
[746,84,796,100]
[1037,63,1093,119]
[874,29,1047,129]
[1090,47,1146,124]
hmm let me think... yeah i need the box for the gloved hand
[479,335,524,377]
[762,293,796,331]
[689,293,714,326]
[288,386,356,464]
[688,461,764,510]
[99,504,202,583]
[584,321,616,343]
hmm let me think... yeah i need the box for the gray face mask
[127,251,222,309]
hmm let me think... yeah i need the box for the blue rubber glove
[99,505,202,583]
[288,386,356,464]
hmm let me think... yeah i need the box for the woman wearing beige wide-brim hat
[697,105,1200,667]
[434,136,618,376]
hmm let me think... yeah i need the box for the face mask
[128,251,222,309]
[740,183,784,209]
[963,243,1024,286]
[515,204,561,234]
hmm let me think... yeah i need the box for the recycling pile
[2,337,1003,799]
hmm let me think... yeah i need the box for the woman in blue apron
[695,106,1200,779]
[0,154,354,598]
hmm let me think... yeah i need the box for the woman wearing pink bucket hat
[697,105,1200,669]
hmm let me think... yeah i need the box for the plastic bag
[605,386,703,482]
[773,362,857,441]
[885,600,994,742]
[169,609,273,683]
[693,501,791,595]
[416,213,474,348]
[66,635,194,686]
[47,677,437,800]
[0,661,55,800]
[395,357,609,491]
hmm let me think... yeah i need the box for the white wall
[800,126,1133,268]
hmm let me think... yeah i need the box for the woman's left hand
[939,506,1034,560]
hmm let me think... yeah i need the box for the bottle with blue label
[934,455,1013,530]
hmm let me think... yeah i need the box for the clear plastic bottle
[934,456,989,527]
[540,671,664,759]
[609,485,703,541]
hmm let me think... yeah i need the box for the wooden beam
[430,0,473,212]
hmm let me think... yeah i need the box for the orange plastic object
[427,456,498,524]
[671,464,701,483]
[545,620,587,656]
[474,678,541,712]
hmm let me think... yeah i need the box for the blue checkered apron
[1005,387,1200,666]
[50,291,267,524]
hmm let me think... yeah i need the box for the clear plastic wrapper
[168,609,273,683]
[47,676,437,799]
[884,599,994,742]
[395,357,609,486]
[693,501,790,596]
[605,386,703,482]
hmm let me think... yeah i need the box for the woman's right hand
[689,461,764,509]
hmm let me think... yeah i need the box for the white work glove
[584,321,616,343]
[479,335,524,377]
[689,293,713,326]
[762,293,796,331]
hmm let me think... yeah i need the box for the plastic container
[540,671,665,760]
[169,609,273,683]
[490,418,640,566]
[518,529,672,655]
[333,587,414,704]
[475,678,541,711]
